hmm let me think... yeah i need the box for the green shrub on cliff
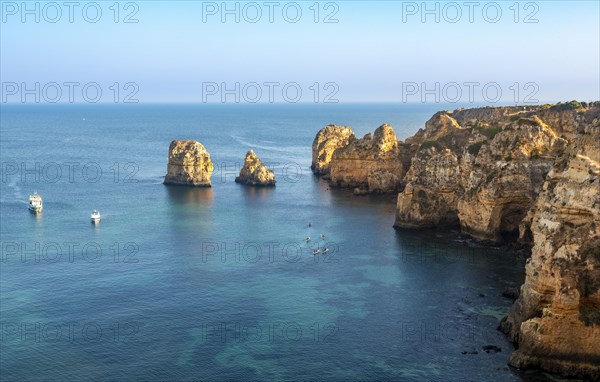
[474,125,501,140]
[485,171,497,184]
[517,118,542,127]
[419,140,443,151]
[467,142,484,155]
[580,304,600,326]
[551,100,582,111]
[417,189,431,209]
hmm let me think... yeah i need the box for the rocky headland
[311,124,355,175]
[312,124,407,194]
[164,140,214,187]
[311,101,600,379]
[235,150,276,186]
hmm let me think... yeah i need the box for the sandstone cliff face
[311,125,355,175]
[328,124,405,194]
[393,105,593,243]
[395,113,469,228]
[235,150,276,186]
[500,122,600,380]
[395,148,461,228]
[164,140,213,187]
[311,102,599,378]
[393,101,600,378]
[457,119,567,242]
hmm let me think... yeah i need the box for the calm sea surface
[1,104,550,381]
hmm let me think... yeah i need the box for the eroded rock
[164,140,213,187]
[235,150,276,186]
[328,124,405,193]
[500,123,600,379]
[311,125,355,175]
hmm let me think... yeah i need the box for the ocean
[0,104,550,381]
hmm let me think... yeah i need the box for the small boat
[320,234,325,240]
[312,249,321,255]
[28,192,43,214]
[322,248,329,254]
[305,236,311,242]
[91,209,101,224]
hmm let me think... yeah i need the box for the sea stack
[164,140,214,187]
[235,150,276,186]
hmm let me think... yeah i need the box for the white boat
[320,234,325,240]
[305,236,311,242]
[91,209,101,224]
[312,249,321,255]
[28,193,43,214]
[322,248,329,254]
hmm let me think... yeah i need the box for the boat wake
[229,134,307,155]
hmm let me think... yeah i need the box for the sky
[1,0,599,104]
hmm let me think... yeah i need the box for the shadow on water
[311,173,398,209]
[238,184,275,203]
[164,184,214,207]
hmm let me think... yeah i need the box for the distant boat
[28,192,43,214]
[322,248,329,254]
[313,249,321,255]
[320,234,325,240]
[91,209,101,224]
[305,236,311,242]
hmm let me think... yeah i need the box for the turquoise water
[1,104,540,381]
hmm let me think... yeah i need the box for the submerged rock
[164,140,213,187]
[235,150,276,186]
[482,345,502,354]
[501,287,520,300]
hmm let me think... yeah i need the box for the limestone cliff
[393,104,597,243]
[457,118,567,242]
[328,124,405,194]
[395,112,470,228]
[499,123,600,379]
[311,101,600,378]
[311,125,355,175]
[394,101,600,378]
[235,150,276,186]
[164,140,214,187]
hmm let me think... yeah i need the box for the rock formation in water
[311,101,600,378]
[396,101,600,378]
[235,150,276,186]
[164,140,214,186]
[311,125,355,175]
[327,124,405,194]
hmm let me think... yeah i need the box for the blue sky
[1,0,599,103]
